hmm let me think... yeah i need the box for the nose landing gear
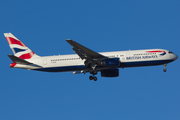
[163,64,167,72]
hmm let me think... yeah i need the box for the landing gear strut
[86,62,98,81]
[163,64,167,72]
[89,63,98,81]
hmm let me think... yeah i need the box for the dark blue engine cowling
[101,69,119,77]
[101,58,120,66]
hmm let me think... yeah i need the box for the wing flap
[72,47,86,60]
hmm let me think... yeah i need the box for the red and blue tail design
[4,33,39,60]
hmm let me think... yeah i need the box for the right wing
[66,39,107,61]
[66,40,120,70]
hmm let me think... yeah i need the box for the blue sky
[0,0,180,120]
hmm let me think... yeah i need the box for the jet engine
[101,69,119,77]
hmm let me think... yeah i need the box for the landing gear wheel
[90,71,97,75]
[93,71,97,75]
[93,77,97,81]
[89,76,93,80]
[163,64,167,72]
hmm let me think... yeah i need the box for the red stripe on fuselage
[6,37,26,47]
[146,51,165,53]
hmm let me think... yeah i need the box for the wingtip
[66,39,74,43]
[66,39,73,41]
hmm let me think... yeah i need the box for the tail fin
[4,33,40,59]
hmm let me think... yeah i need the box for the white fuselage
[13,49,178,72]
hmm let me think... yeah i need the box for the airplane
[4,33,178,81]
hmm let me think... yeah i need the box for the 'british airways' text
[126,55,158,60]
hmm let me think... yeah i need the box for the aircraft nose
[174,54,178,60]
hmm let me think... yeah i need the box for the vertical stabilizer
[4,33,40,60]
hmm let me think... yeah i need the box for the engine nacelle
[101,69,119,77]
[100,58,120,66]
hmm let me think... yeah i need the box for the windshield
[168,51,173,54]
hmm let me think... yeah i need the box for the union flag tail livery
[4,33,39,60]
[4,33,178,81]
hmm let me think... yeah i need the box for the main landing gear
[85,61,98,81]
[89,63,98,81]
[163,64,167,72]
[89,70,98,81]
[89,76,97,81]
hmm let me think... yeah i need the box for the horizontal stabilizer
[8,55,32,65]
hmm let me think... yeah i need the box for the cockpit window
[169,51,173,54]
